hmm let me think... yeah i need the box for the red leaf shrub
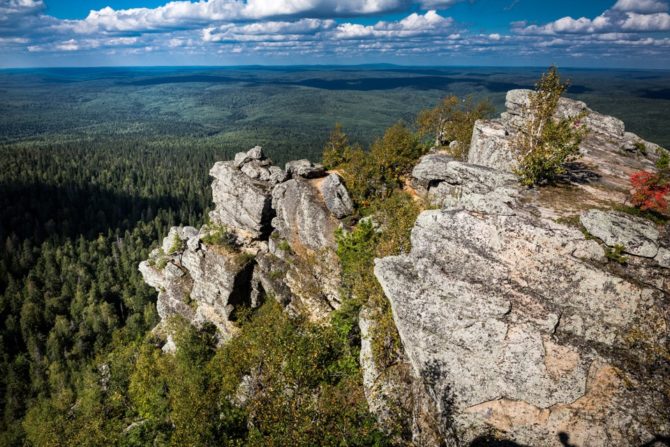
[630,170,670,215]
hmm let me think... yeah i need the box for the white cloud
[334,10,452,39]
[516,1,670,34]
[1,0,669,65]
[61,0,412,34]
[612,0,668,13]
[621,11,670,31]
[203,18,335,42]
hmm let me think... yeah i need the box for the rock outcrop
[140,146,352,345]
[469,89,662,199]
[139,227,255,344]
[373,94,670,446]
[139,92,669,446]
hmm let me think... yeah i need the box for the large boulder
[374,159,670,445]
[412,153,519,214]
[468,120,516,172]
[285,159,326,179]
[319,173,354,219]
[272,178,339,251]
[270,177,344,315]
[209,146,287,240]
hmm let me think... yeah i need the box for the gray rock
[412,155,519,214]
[285,159,326,179]
[268,165,288,185]
[411,153,455,189]
[234,146,265,168]
[240,161,265,180]
[209,161,274,239]
[139,226,256,343]
[373,158,668,444]
[374,203,666,445]
[580,210,659,258]
[320,173,354,219]
[181,226,199,239]
[162,227,185,254]
[654,247,670,268]
[271,178,343,314]
[468,89,658,190]
[467,119,516,172]
[272,178,338,251]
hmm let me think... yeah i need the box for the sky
[1,0,669,68]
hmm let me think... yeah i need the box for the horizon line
[2,63,670,71]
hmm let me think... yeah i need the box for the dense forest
[0,141,224,444]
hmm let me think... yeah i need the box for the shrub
[322,123,352,169]
[629,148,670,216]
[201,224,236,248]
[327,122,427,208]
[166,232,184,255]
[630,171,669,214]
[417,95,494,160]
[513,66,588,186]
[605,244,628,265]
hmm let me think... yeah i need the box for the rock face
[270,175,344,317]
[581,209,660,258]
[139,227,255,342]
[285,159,326,179]
[272,178,338,252]
[412,153,519,214]
[140,146,352,345]
[374,96,670,445]
[469,90,661,200]
[320,173,354,219]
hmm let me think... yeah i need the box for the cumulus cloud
[612,0,668,13]
[60,0,414,35]
[203,18,335,42]
[1,0,669,65]
[516,0,670,34]
[334,10,453,39]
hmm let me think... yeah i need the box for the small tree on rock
[417,95,493,161]
[513,66,588,186]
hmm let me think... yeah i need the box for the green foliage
[634,141,648,155]
[328,122,427,207]
[154,250,170,270]
[322,123,353,169]
[605,244,628,265]
[276,239,292,253]
[213,300,385,446]
[513,66,589,186]
[201,224,236,248]
[613,204,669,225]
[657,147,670,171]
[166,233,184,255]
[417,95,494,160]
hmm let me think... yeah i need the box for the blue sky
[1,0,669,68]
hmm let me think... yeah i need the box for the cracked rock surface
[374,96,670,445]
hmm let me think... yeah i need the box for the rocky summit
[140,91,669,446]
[375,90,669,446]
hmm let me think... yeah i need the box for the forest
[1,66,669,445]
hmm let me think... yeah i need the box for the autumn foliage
[630,150,670,215]
[630,171,670,215]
